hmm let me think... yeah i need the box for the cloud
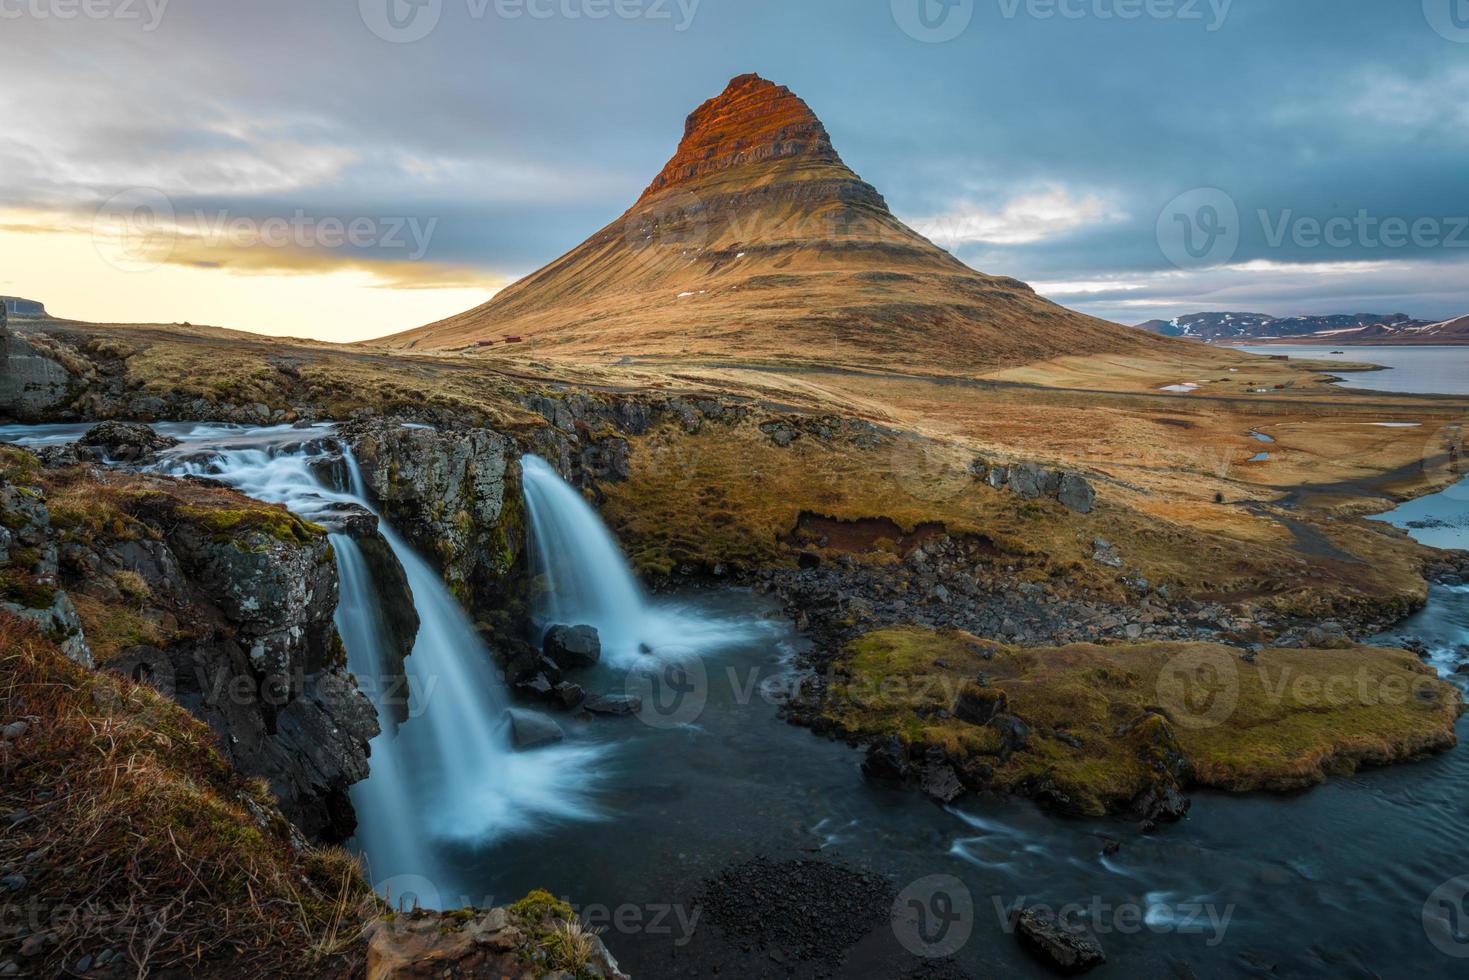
[909,187,1127,248]
[1036,256,1469,325]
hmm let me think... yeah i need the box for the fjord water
[4,421,1468,974]
[1238,344,1469,396]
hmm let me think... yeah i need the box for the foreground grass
[0,615,374,977]
[821,626,1463,816]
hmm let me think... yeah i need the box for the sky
[2,0,1467,342]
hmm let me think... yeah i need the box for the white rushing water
[146,427,605,898]
[520,454,766,668]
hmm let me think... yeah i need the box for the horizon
[4,1,1468,341]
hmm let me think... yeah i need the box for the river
[2,420,1467,977]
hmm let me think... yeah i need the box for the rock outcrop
[366,897,629,980]
[1,322,78,418]
[0,447,378,841]
[344,418,522,614]
[971,457,1096,513]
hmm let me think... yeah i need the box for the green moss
[822,626,1463,815]
[510,888,574,924]
[0,568,58,609]
[0,446,40,484]
[177,503,325,549]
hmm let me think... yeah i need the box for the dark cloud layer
[5,0,1467,323]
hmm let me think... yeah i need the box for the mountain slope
[1135,311,1469,345]
[380,74,1173,374]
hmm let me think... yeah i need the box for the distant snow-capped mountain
[1133,312,1469,345]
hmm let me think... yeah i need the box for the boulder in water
[79,420,179,462]
[860,735,910,781]
[553,682,585,709]
[1011,904,1106,974]
[543,624,601,669]
[583,693,641,716]
[505,708,565,750]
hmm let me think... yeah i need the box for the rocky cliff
[0,434,379,840]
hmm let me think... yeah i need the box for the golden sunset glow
[0,210,505,342]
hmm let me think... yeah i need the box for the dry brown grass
[0,614,376,977]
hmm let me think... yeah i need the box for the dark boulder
[553,682,585,709]
[583,693,641,716]
[505,708,564,750]
[79,421,179,462]
[860,735,910,781]
[953,683,1009,725]
[312,502,378,538]
[543,624,601,669]
[1057,473,1095,514]
[993,715,1030,761]
[918,749,965,803]
[514,674,554,700]
[1011,905,1106,975]
[1133,783,1191,824]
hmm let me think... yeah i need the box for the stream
[2,421,1467,977]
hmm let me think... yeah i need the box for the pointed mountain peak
[638,73,843,202]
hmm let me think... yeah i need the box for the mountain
[1,296,49,320]
[381,74,1170,373]
[1135,311,1469,345]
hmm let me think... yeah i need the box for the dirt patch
[786,511,949,555]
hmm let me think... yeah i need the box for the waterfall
[520,454,765,668]
[521,455,650,660]
[152,427,603,904]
